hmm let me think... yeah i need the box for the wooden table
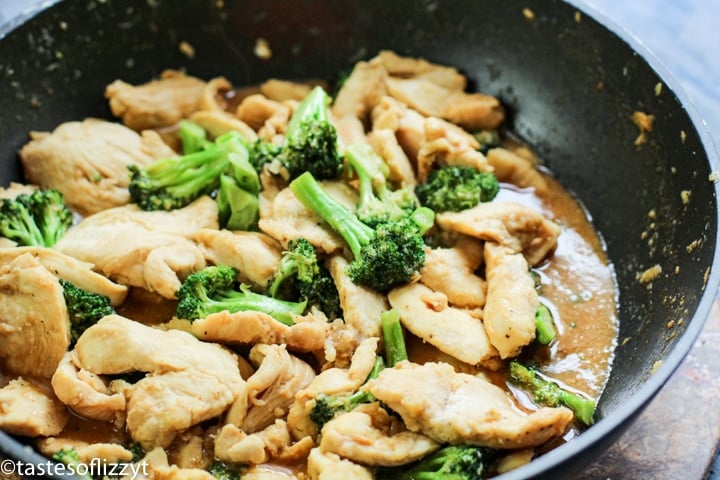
[581,296,720,479]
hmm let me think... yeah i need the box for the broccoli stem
[508,361,596,426]
[0,201,44,246]
[534,303,556,345]
[206,285,305,326]
[288,86,330,131]
[178,120,209,154]
[148,149,228,192]
[381,309,408,367]
[289,171,373,259]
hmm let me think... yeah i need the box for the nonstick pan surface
[0,1,718,478]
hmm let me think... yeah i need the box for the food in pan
[0,50,617,479]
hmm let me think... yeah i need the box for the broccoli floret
[381,309,408,367]
[310,355,384,429]
[268,238,320,297]
[52,448,93,480]
[289,172,434,293]
[378,445,497,480]
[278,86,343,180]
[246,138,282,173]
[208,461,243,480]
[129,131,248,211]
[60,279,115,345]
[268,238,342,319]
[534,303,556,345]
[508,361,596,426]
[0,189,72,247]
[415,166,499,213]
[176,265,306,325]
[345,142,418,227]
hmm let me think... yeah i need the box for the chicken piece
[260,79,315,102]
[371,96,425,162]
[257,100,296,143]
[420,239,486,308]
[332,115,367,150]
[193,229,282,288]
[328,255,389,339]
[189,110,258,141]
[259,182,357,254]
[131,447,214,480]
[385,77,505,131]
[0,377,68,437]
[332,59,388,122]
[190,310,328,353]
[105,70,207,130]
[368,128,417,186]
[228,344,315,433]
[288,338,378,440]
[37,437,133,463]
[0,247,128,306]
[236,94,291,132]
[307,448,374,480]
[319,408,439,467]
[0,254,69,377]
[215,420,313,464]
[486,147,548,193]
[19,118,176,216]
[167,429,209,470]
[482,242,538,359]
[241,466,298,480]
[388,283,497,367]
[74,315,245,449]
[436,201,561,266]
[376,50,467,90]
[51,352,126,423]
[54,197,217,299]
[368,362,574,449]
[0,182,36,199]
[198,76,233,112]
[416,116,492,182]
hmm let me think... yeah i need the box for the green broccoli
[310,355,385,429]
[377,445,498,480]
[52,448,93,480]
[175,265,306,325]
[534,303,556,345]
[508,361,596,426]
[381,309,408,367]
[129,131,249,211]
[278,86,343,180]
[208,461,244,480]
[289,171,435,293]
[345,142,418,227]
[60,279,115,345]
[0,188,72,247]
[245,138,282,173]
[178,119,211,154]
[215,133,262,230]
[415,166,499,213]
[268,238,342,319]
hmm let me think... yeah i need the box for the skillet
[0,1,718,478]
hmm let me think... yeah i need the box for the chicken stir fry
[0,51,618,479]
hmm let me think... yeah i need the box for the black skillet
[0,1,718,479]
